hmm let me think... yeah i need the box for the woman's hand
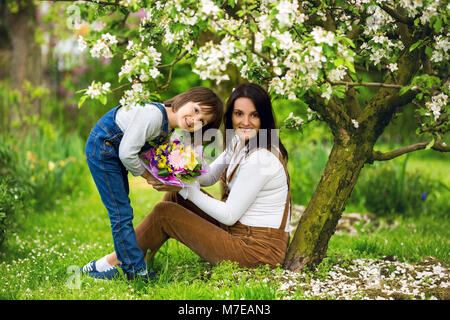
[141,170,160,186]
[152,183,182,192]
[141,170,181,192]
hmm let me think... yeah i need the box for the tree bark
[6,0,42,124]
[284,134,372,271]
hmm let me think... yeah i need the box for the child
[81,86,223,281]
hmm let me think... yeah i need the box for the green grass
[0,167,448,300]
[328,214,450,264]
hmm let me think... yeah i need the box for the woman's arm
[197,149,230,187]
[180,150,272,225]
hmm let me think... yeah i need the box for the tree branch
[40,0,123,6]
[307,91,352,138]
[368,139,450,163]
[378,4,413,26]
[157,50,188,69]
[329,81,403,89]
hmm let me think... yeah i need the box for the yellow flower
[182,146,199,171]
[157,156,167,169]
[59,160,66,167]
[48,161,55,171]
[26,151,37,163]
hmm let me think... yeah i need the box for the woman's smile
[232,97,261,140]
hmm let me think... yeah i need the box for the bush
[15,124,89,211]
[0,139,32,247]
[349,156,448,217]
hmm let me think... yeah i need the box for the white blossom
[85,81,111,99]
[91,20,106,32]
[387,63,398,72]
[328,65,347,81]
[275,0,299,28]
[200,0,220,17]
[426,93,448,121]
[321,84,332,101]
[77,36,87,52]
[311,27,336,46]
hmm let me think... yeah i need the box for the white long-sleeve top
[178,138,290,232]
[115,103,169,176]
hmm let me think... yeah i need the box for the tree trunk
[284,135,373,272]
[6,0,41,124]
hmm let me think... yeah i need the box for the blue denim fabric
[85,102,169,275]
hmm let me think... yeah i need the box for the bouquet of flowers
[139,139,208,188]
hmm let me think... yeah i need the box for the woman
[84,83,290,280]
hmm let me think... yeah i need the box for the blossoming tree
[69,0,449,272]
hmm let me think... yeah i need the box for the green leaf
[399,86,410,96]
[425,46,433,57]
[433,18,442,33]
[425,137,435,150]
[333,58,344,67]
[78,95,88,109]
[76,89,87,94]
[158,168,169,176]
[99,95,107,105]
[345,59,356,73]
[409,40,422,52]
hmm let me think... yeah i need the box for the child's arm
[119,105,163,176]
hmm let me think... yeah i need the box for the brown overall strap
[269,148,291,231]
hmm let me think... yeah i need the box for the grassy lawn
[0,163,448,300]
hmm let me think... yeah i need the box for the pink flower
[168,149,186,170]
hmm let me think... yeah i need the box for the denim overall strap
[95,105,124,150]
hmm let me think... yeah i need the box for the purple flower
[421,192,427,202]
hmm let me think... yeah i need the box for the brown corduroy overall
[133,150,291,268]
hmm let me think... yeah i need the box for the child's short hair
[164,87,224,131]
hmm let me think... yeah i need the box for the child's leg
[86,136,146,275]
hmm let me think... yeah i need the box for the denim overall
[85,102,169,275]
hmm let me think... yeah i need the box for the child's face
[176,101,214,132]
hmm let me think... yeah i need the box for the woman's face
[232,97,261,141]
[176,101,214,132]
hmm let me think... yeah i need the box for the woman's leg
[162,191,221,226]
[105,190,221,266]
[133,201,255,266]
